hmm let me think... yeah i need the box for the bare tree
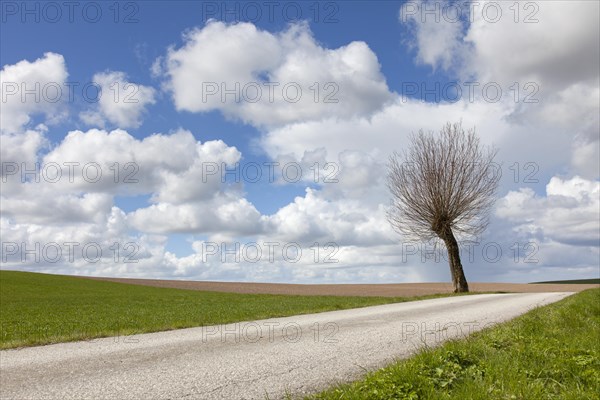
[387,122,500,292]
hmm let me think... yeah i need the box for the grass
[530,278,600,284]
[0,271,470,350]
[307,289,600,400]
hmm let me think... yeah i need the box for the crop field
[0,270,470,349]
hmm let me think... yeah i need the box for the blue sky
[1,1,598,283]
[2,1,436,216]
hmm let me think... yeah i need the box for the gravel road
[0,292,573,400]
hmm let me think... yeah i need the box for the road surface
[0,292,573,399]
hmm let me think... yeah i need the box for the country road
[0,292,573,400]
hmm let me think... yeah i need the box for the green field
[0,271,468,349]
[308,288,600,400]
[531,278,600,284]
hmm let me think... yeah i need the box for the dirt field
[86,276,599,297]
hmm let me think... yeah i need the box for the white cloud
[159,240,428,283]
[464,1,599,89]
[1,189,113,225]
[161,21,392,128]
[252,0,600,283]
[399,1,600,181]
[127,194,263,235]
[572,141,600,180]
[80,71,156,129]
[2,6,598,284]
[1,128,254,232]
[0,210,175,278]
[400,1,600,90]
[400,0,471,72]
[263,188,395,246]
[0,127,48,171]
[0,127,268,278]
[39,128,198,195]
[496,176,600,247]
[261,97,578,187]
[153,139,241,204]
[0,52,68,134]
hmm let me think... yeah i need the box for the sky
[1,0,599,283]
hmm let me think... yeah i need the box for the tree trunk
[441,228,469,293]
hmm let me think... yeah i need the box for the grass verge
[308,288,600,400]
[1,271,469,349]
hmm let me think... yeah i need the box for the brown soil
[84,276,599,297]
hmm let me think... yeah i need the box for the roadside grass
[1,271,473,350]
[308,289,600,400]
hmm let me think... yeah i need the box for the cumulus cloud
[400,1,599,89]
[2,127,263,236]
[152,139,241,204]
[80,71,156,129]
[398,1,600,179]
[400,0,471,71]
[161,21,392,128]
[156,240,429,283]
[496,176,600,247]
[38,128,199,195]
[127,194,263,235]
[1,127,267,254]
[0,210,175,278]
[261,96,579,190]
[0,126,269,279]
[252,0,599,283]
[464,1,599,89]
[0,127,48,171]
[262,188,395,246]
[1,189,113,225]
[572,141,600,180]
[2,6,598,283]
[0,52,68,134]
